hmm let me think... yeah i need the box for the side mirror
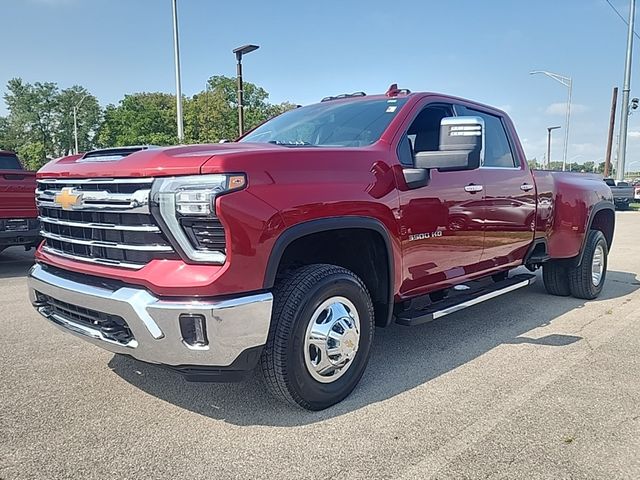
[414,116,484,172]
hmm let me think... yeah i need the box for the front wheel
[568,230,608,299]
[260,264,374,410]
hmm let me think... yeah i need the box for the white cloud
[628,131,640,138]
[545,102,589,115]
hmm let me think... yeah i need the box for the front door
[396,102,486,298]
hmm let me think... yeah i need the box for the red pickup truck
[0,150,40,253]
[28,87,614,410]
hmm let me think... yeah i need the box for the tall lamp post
[531,70,573,172]
[233,44,260,137]
[172,0,184,143]
[546,125,561,169]
[73,94,89,154]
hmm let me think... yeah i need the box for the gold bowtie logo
[54,187,83,210]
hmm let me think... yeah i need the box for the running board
[395,273,536,326]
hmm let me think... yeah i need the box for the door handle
[520,183,534,192]
[464,184,484,193]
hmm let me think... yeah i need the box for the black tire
[542,261,571,296]
[260,264,374,410]
[568,230,608,300]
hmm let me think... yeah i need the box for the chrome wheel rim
[303,296,360,384]
[591,244,605,286]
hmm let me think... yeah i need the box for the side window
[397,104,454,166]
[456,105,517,168]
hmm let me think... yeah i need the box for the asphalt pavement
[1,213,639,479]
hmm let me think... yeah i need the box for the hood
[36,143,285,179]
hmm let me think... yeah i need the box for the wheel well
[274,228,392,327]
[590,208,614,249]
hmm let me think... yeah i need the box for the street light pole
[73,94,89,155]
[546,125,561,169]
[236,56,244,136]
[232,44,260,137]
[616,0,636,181]
[172,0,184,143]
[530,70,573,172]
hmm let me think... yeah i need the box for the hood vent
[78,145,159,163]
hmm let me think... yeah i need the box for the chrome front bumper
[27,264,273,368]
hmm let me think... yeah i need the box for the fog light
[179,314,208,347]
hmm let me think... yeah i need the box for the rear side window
[0,154,22,170]
[456,106,517,168]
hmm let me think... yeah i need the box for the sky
[2,0,640,171]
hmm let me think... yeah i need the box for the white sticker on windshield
[386,106,397,113]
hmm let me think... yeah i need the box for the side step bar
[396,273,536,326]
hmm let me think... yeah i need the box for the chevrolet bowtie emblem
[54,187,83,210]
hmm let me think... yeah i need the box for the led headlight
[151,174,245,263]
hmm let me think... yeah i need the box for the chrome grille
[36,178,176,269]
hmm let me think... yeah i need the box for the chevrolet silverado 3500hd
[28,86,614,410]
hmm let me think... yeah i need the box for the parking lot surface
[1,213,639,480]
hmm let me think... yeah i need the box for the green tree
[56,86,101,155]
[2,78,59,166]
[582,161,595,173]
[597,161,605,174]
[185,75,295,143]
[1,78,102,168]
[548,161,564,171]
[17,142,47,171]
[97,93,178,147]
[0,116,10,150]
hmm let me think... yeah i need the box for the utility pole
[546,126,561,169]
[616,0,636,181]
[172,0,184,143]
[605,87,618,177]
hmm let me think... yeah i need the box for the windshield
[0,154,22,170]
[240,98,408,147]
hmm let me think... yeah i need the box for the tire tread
[542,261,571,296]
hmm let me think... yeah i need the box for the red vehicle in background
[27,87,615,410]
[0,151,39,253]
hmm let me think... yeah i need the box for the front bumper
[27,264,273,378]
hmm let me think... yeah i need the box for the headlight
[151,174,246,263]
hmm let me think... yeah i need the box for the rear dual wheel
[260,264,374,410]
[543,230,608,300]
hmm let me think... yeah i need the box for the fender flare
[263,216,395,327]
[574,200,615,267]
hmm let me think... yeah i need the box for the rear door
[455,105,536,268]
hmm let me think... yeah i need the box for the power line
[605,0,640,40]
